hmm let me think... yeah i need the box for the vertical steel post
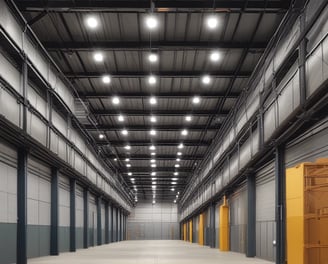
[97,197,102,245]
[105,201,109,244]
[70,178,76,252]
[246,174,256,257]
[83,189,89,248]
[50,167,59,255]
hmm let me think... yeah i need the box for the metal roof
[15,0,290,203]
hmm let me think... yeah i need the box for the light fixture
[152,181,157,185]
[181,129,188,136]
[150,159,156,163]
[124,145,131,150]
[86,16,99,29]
[121,129,128,136]
[150,129,157,136]
[148,53,158,63]
[151,164,157,168]
[185,115,192,122]
[150,116,157,123]
[135,198,138,202]
[149,96,157,105]
[125,158,130,162]
[173,200,176,203]
[206,16,219,29]
[151,152,156,156]
[102,75,111,84]
[192,96,200,104]
[176,194,178,198]
[151,172,156,176]
[178,143,184,149]
[112,96,120,105]
[128,172,132,176]
[131,178,135,181]
[152,200,156,204]
[146,15,158,30]
[126,164,131,167]
[202,75,211,85]
[174,172,179,176]
[99,134,105,139]
[177,152,182,156]
[171,188,175,191]
[176,158,181,162]
[114,158,117,161]
[172,182,177,185]
[174,164,180,168]
[152,185,156,189]
[93,52,104,62]
[148,75,157,85]
[118,115,125,122]
[149,145,156,150]
[210,51,221,62]
[151,177,157,180]
[172,178,178,181]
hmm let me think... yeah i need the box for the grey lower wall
[59,227,70,253]
[127,203,179,240]
[76,228,84,249]
[0,223,16,264]
[27,225,51,258]
[256,221,276,261]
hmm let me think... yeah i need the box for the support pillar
[246,174,256,257]
[116,207,119,242]
[17,149,28,264]
[105,202,109,244]
[69,178,76,252]
[50,167,59,256]
[83,189,89,248]
[275,146,286,264]
[110,205,114,242]
[210,203,216,248]
[97,197,102,245]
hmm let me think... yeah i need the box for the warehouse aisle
[28,240,272,264]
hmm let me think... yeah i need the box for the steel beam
[122,167,192,173]
[98,140,210,147]
[106,155,203,160]
[84,125,219,131]
[44,41,267,51]
[65,71,251,79]
[17,148,28,264]
[92,110,229,117]
[50,167,59,256]
[69,178,76,252]
[246,174,256,257]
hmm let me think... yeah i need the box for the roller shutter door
[59,174,70,252]
[88,194,97,246]
[75,184,84,249]
[0,141,17,264]
[255,161,276,261]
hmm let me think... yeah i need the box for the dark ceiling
[14,0,290,203]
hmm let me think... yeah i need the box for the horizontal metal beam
[98,140,210,147]
[92,110,229,117]
[65,71,251,79]
[16,0,290,11]
[80,92,239,99]
[107,155,203,160]
[85,125,218,131]
[44,41,267,51]
[122,167,193,172]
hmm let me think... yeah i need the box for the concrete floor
[28,240,273,264]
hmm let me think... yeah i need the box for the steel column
[69,178,76,252]
[275,146,286,264]
[246,174,256,257]
[105,202,109,244]
[50,167,59,255]
[97,197,102,245]
[83,188,89,248]
[210,203,216,248]
[116,208,119,242]
[17,148,28,264]
[110,205,114,242]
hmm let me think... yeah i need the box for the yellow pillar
[183,223,187,241]
[198,213,204,246]
[189,220,193,242]
[219,196,229,251]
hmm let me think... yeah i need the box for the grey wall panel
[0,223,16,264]
[59,174,70,253]
[75,185,84,248]
[127,203,179,240]
[88,194,97,246]
[27,225,51,258]
[0,85,21,127]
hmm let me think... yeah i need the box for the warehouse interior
[0,0,327,263]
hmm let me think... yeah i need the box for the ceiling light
[125,158,130,162]
[146,15,158,30]
[148,75,157,85]
[86,16,99,29]
[176,158,181,162]
[126,164,131,167]
[175,164,180,168]
[112,96,120,105]
[171,188,175,191]
[151,164,157,168]
[124,145,131,150]
[128,172,132,176]
[148,53,158,63]
[151,172,156,176]
[151,177,157,180]
[114,158,117,161]
[174,172,179,176]
[131,178,135,181]
[210,51,221,62]
[149,145,156,150]
[135,198,138,202]
[173,200,176,203]
[150,129,157,136]
[178,143,184,149]
[176,194,179,198]
[172,178,178,181]
[121,129,128,136]
[102,75,111,84]
[93,52,104,62]
[118,115,125,122]
[172,182,177,185]
[192,96,200,104]
[178,192,180,195]
[99,134,105,139]
[152,181,157,185]
[206,16,219,29]
[177,152,182,156]
[150,116,157,123]
[151,152,156,156]
[181,129,188,136]
[150,159,156,163]
[152,200,156,204]
[202,75,211,85]
[149,97,157,105]
[185,115,192,122]
[152,185,156,189]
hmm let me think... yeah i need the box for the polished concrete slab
[28,240,273,264]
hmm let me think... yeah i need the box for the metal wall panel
[0,141,17,264]
[255,162,276,261]
[75,184,84,249]
[27,158,51,258]
[58,174,70,253]
[0,84,22,127]
[88,194,97,247]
